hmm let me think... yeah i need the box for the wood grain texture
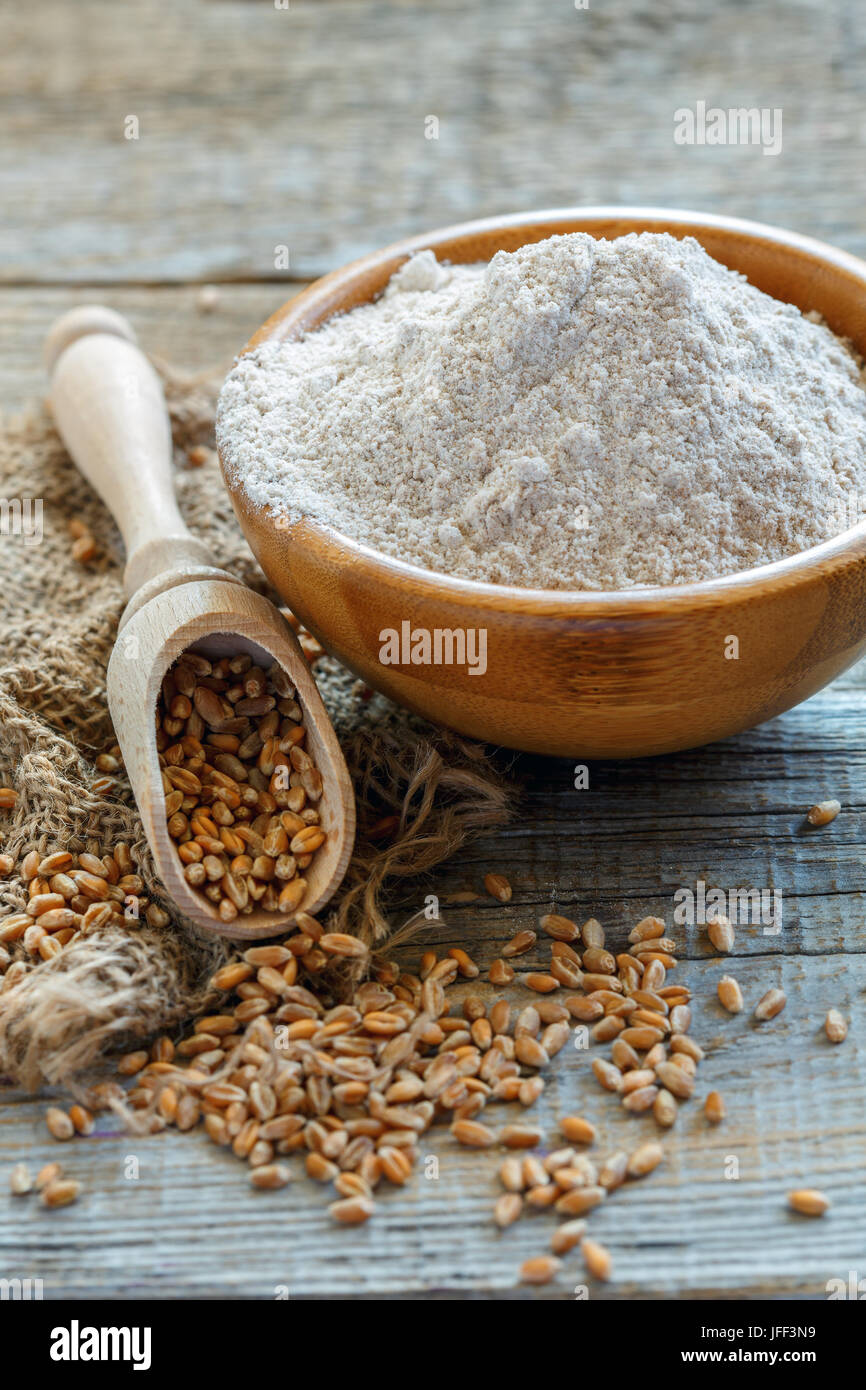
[0,286,293,412]
[2,0,866,1300]
[1,0,866,282]
[2,878,864,1300]
[2,674,866,1299]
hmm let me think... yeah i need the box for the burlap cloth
[0,364,511,1090]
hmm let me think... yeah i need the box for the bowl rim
[228,205,866,615]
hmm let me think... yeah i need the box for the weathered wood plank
[1,282,866,1297]
[388,688,866,967]
[2,673,865,1299]
[2,947,863,1300]
[2,0,866,282]
[0,285,295,412]
[4,0,866,1291]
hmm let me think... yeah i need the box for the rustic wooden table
[1,0,865,1300]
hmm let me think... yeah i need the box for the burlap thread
[0,367,511,1090]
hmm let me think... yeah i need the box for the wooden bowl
[219,208,866,758]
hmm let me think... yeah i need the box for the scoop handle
[45,306,214,599]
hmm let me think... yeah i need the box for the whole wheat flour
[217,232,866,591]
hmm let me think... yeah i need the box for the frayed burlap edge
[0,375,514,1091]
[0,726,512,1091]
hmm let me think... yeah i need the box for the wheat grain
[157,652,327,922]
[488,958,515,984]
[627,1141,664,1177]
[540,913,580,942]
[559,1115,596,1145]
[520,1255,561,1284]
[451,1119,496,1148]
[40,1178,82,1208]
[717,975,743,1014]
[494,1193,523,1227]
[592,1058,623,1092]
[501,931,536,958]
[652,1089,677,1127]
[707,915,735,953]
[34,1161,63,1190]
[653,1061,695,1099]
[548,1218,585,1254]
[500,1123,543,1149]
[250,1163,292,1189]
[484,873,512,902]
[19,888,825,1281]
[754,988,787,1021]
[329,1195,375,1224]
[581,1237,612,1281]
[45,1107,75,1141]
[554,1184,606,1215]
[524,972,559,994]
[788,1188,830,1216]
[9,1162,32,1195]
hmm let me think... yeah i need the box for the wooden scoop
[44,306,355,939]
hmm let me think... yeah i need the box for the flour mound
[217,232,866,591]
